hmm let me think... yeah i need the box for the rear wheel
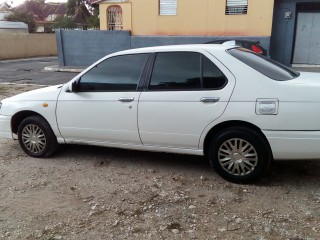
[18,116,58,158]
[209,126,272,183]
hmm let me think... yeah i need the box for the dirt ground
[0,84,319,240]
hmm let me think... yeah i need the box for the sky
[1,0,67,7]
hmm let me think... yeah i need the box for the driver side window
[79,54,149,91]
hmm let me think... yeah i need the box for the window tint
[202,55,228,89]
[228,48,300,81]
[79,54,148,91]
[149,52,227,90]
[149,52,201,90]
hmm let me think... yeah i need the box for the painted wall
[55,29,131,66]
[99,0,274,36]
[56,29,270,67]
[0,33,57,60]
[270,0,320,66]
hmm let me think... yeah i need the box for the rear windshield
[228,48,300,81]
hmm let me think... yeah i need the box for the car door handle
[118,97,134,102]
[200,97,220,103]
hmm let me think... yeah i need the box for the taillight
[251,45,263,54]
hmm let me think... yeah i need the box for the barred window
[107,5,123,30]
[226,0,248,15]
[159,0,177,16]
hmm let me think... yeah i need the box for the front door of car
[56,53,149,146]
[138,50,235,149]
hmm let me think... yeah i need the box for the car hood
[2,85,63,102]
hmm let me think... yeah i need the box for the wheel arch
[11,110,47,134]
[202,120,273,158]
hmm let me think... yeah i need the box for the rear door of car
[138,48,236,149]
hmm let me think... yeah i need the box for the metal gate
[293,12,320,64]
[107,5,123,30]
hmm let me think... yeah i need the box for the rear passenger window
[202,55,228,89]
[149,52,227,90]
[149,52,201,90]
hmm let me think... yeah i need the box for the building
[0,21,28,33]
[271,0,320,66]
[14,1,67,32]
[0,2,12,20]
[95,0,274,49]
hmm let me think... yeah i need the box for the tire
[18,116,58,158]
[209,126,272,183]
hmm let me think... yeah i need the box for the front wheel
[209,127,272,183]
[18,116,58,158]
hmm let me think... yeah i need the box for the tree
[5,12,36,33]
[53,16,77,29]
[87,11,99,29]
[67,0,92,25]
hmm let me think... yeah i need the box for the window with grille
[107,5,123,30]
[226,0,248,15]
[159,0,177,15]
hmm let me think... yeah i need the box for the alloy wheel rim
[218,138,258,176]
[21,124,46,154]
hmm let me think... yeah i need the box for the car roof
[206,39,259,44]
[111,44,234,56]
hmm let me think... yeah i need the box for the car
[206,39,267,55]
[0,44,319,183]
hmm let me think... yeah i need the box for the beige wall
[0,33,57,60]
[99,0,274,36]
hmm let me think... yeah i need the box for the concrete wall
[55,29,131,66]
[56,29,270,67]
[0,33,57,60]
[99,0,274,36]
[270,0,320,66]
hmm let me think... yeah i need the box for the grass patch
[0,85,8,95]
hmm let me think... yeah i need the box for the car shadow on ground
[53,144,320,186]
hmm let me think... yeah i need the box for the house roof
[14,2,66,21]
[0,2,10,12]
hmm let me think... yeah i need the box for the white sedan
[1,45,319,183]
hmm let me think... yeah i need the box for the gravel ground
[0,84,319,240]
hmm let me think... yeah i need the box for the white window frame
[159,0,177,16]
[226,0,248,15]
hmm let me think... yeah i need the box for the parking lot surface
[0,58,77,86]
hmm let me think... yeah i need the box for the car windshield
[228,48,300,81]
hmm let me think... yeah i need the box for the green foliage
[4,12,36,33]
[66,0,81,16]
[53,16,77,29]
[87,8,99,28]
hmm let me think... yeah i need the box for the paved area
[0,57,78,86]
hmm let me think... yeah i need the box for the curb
[0,56,57,64]
[44,65,84,73]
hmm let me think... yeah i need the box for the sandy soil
[0,84,319,240]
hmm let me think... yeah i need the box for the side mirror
[69,79,80,93]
